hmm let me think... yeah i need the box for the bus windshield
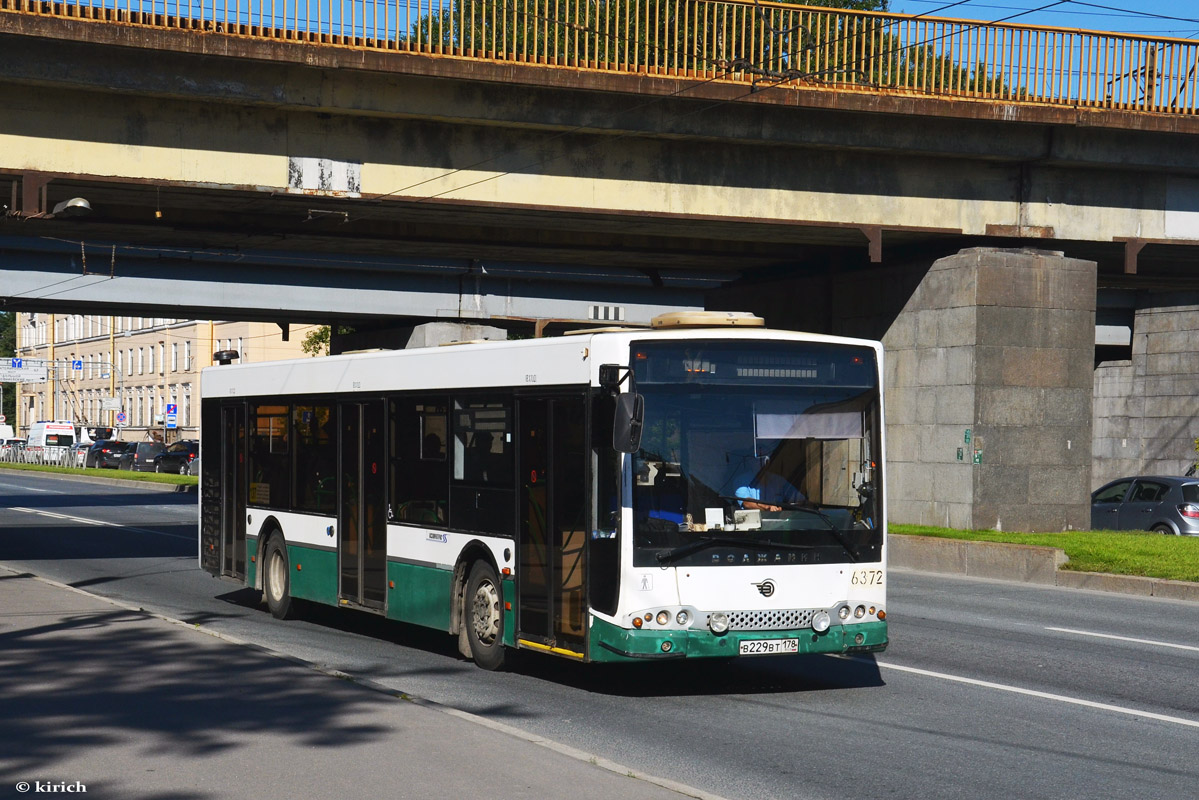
[629,340,882,567]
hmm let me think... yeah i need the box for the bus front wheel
[263,535,293,620]
[465,561,507,671]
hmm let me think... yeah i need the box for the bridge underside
[3,18,1199,325]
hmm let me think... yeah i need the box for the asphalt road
[1,471,1197,800]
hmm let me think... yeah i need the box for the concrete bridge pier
[1093,292,1199,487]
[715,247,1097,532]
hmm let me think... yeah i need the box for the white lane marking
[855,658,1199,730]
[1047,626,1199,654]
[0,481,59,493]
[9,506,192,540]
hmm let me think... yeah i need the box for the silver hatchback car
[1091,476,1199,535]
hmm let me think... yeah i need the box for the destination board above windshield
[631,341,877,388]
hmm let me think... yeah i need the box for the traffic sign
[0,414,6,423]
[72,359,82,371]
[0,359,47,383]
[116,412,127,423]
[166,404,178,415]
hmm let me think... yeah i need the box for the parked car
[153,440,199,474]
[118,441,166,472]
[87,440,131,469]
[183,453,200,477]
[1091,476,1199,535]
[84,440,119,468]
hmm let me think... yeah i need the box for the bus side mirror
[612,393,644,454]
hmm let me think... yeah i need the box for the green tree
[300,325,354,357]
[301,325,332,357]
[410,1,890,75]
[408,1,1021,99]
[0,312,14,425]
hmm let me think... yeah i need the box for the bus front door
[517,396,587,652]
[338,401,387,610]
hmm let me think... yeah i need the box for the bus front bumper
[588,617,888,662]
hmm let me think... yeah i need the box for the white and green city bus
[199,313,887,669]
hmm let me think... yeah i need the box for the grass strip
[0,461,197,487]
[892,524,1199,583]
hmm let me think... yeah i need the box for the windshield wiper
[656,535,817,565]
[778,504,861,563]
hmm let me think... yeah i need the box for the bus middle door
[338,400,388,610]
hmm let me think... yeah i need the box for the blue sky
[887,1,1199,39]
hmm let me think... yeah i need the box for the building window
[184,341,191,371]
[171,343,178,372]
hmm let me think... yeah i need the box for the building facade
[14,314,310,441]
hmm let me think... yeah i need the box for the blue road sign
[72,359,82,371]
[166,404,177,415]
[11,358,21,369]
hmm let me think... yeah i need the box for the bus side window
[294,405,335,513]
[390,398,449,526]
[250,404,290,508]
[449,397,514,536]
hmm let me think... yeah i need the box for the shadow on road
[0,522,195,561]
[0,490,197,510]
[0,600,395,796]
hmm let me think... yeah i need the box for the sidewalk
[0,569,719,800]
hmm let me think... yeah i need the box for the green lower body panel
[246,537,258,589]
[386,561,453,631]
[286,545,339,606]
[502,579,515,647]
[588,617,888,663]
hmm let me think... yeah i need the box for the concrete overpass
[2,0,1199,530]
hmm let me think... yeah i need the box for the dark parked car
[119,441,166,473]
[85,440,129,469]
[1091,476,1199,535]
[153,440,198,474]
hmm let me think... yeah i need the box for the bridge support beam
[715,247,1097,532]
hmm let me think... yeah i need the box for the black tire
[154,461,162,473]
[1152,524,1177,535]
[263,535,294,620]
[178,462,188,475]
[465,561,507,671]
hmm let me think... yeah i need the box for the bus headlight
[676,610,690,626]
[656,610,670,626]
[812,611,831,633]
[709,612,730,634]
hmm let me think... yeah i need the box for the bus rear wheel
[263,535,293,620]
[465,561,507,671]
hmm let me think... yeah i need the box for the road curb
[891,534,1199,602]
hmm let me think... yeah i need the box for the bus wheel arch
[451,544,506,669]
[260,522,293,620]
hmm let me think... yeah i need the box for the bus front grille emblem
[753,579,776,597]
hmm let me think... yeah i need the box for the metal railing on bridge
[2,0,1197,115]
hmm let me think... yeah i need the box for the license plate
[738,638,799,656]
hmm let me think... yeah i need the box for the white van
[24,420,76,464]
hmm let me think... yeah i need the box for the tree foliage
[408,1,1014,98]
